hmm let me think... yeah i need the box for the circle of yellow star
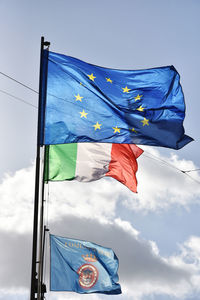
[87,73,96,81]
[112,126,120,133]
[106,77,112,83]
[79,110,88,118]
[75,94,83,102]
[93,121,102,130]
[137,105,145,112]
[134,94,143,101]
[122,86,131,93]
[141,117,149,126]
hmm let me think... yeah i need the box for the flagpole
[41,226,49,299]
[30,37,50,300]
[37,147,48,299]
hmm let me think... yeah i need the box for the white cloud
[48,293,102,300]
[0,216,200,300]
[0,165,35,233]
[0,290,29,300]
[54,217,200,300]
[0,151,200,299]
[48,178,118,222]
[45,148,200,227]
[0,149,199,235]
[124,146,200,212]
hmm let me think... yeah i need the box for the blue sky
[0,1,200,299]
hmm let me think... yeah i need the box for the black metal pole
[30,37,50,300]
[41,226,49,299]
[37,146,48,299]
[37,166,45,299]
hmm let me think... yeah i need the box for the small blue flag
[42,51,193,149]
[50,234,122,294]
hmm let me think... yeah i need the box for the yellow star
[93,121,102,130]
[112,126,120,133]
[131,128,137,133]
[106,77,112,83]
[137,105,145,112]
[122,86,131,93]
[141,117,149,126]
[79,110,88,118]
[75,94,83,102]
[134,94,143,101]
[87,73,96,81]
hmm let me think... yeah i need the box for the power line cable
[143,152,181,172]
[182,172,200,185]
[0,71,38,94]
[0,89,38,108]
[182,168,200,173]
[144,151,200,174]
[144,151,200,184]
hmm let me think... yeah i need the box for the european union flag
[42,51,193,149]
[50,235,121,294]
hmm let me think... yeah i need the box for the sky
[0,0,200,299]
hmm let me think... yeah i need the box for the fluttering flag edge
[50,234,122,294]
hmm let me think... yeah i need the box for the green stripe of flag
[45,144,78,181]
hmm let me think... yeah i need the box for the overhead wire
[0,71,38,94]
[143,152,200,184]
[0,70,39,108]
[182,172,200,184]
[0,89,38,108]
[182,168,200,173]
[143,152,181,172]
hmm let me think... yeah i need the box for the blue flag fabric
[50,234,121,294]
[42,51,193,149]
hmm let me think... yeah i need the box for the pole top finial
[41,37,50,47]
[43,41,50,47]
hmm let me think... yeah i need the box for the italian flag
[45,143,143,193]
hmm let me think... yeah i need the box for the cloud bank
[0,149,200,299]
